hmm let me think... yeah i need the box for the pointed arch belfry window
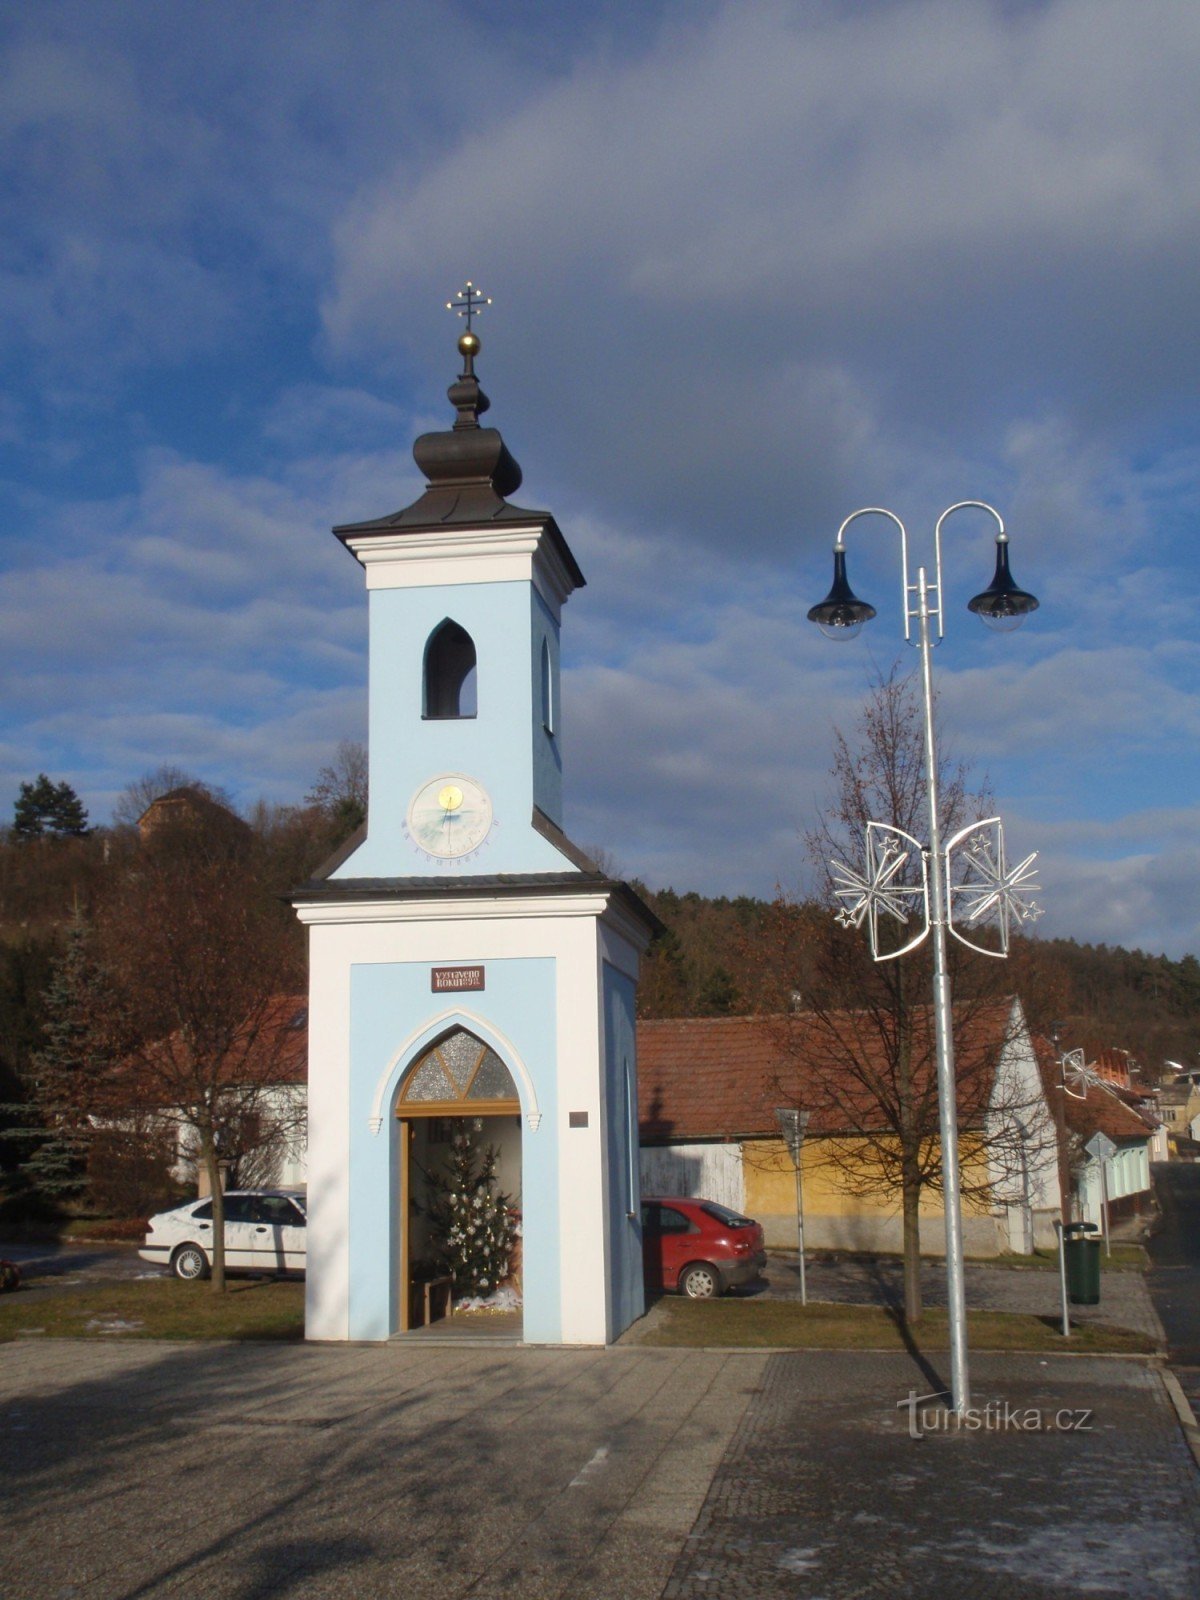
[397,1028,520,1115]
[423,620,477,719]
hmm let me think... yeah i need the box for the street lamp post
[775,1107,811,1304]
[808,501,1039,1417]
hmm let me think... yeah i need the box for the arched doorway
[395,1027,522,1333]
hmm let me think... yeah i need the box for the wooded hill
[631,884,1200,1079]
[1,810,1196,1141]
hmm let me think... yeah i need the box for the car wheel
[171,1243,210,1282]
[679,1262,722,1299]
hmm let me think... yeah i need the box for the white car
[139,1190,307,1281]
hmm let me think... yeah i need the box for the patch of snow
[569,1446,610,1487]
[778,1548,822,1574]
[454,1286,522,1313]
[85,1317,144,1334]
[948,1521,1196,1597]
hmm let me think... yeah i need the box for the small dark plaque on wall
[569,1110,589,1128]
[431,965,485,993]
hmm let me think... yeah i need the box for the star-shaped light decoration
[830,822,931,963]
[944,816,1042,957]
[1059,1047,1096,1101]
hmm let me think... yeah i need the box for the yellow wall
[743,1135,1000,1255]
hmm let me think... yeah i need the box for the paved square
[0,1341,763,1600]
[2,1341,1197,1599]
[665,1352,1200,1599]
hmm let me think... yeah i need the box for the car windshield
[701,1201,754,1228]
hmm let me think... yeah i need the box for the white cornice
[346,524,576,615]
[295,891,617,927]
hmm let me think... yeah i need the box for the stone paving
[663,1351,1200,1600]
[2,1339,1197,1599]
[0,1339,766,1600]
[760,1251,1167,1343]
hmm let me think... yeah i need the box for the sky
[2,0,1198,958]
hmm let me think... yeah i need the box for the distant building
[1035,1042,1157,1228]
[137,786,249,843]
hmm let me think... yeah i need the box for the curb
[627,1345,1164,1359]
[1155,1362,1200,1472]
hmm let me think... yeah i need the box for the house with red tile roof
[638,998,1060,1257]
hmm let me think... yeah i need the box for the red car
[641,1196,767,1298]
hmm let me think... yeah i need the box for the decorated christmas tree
[424,1119,515,1300]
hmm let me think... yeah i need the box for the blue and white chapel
[294,307,655,1344]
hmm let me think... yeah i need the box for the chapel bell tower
[295,289,657,1347]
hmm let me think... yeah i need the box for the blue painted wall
[346,956,560,1341]
[602,961,645,1339]
[335,580,570,879]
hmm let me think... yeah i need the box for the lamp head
[808,545,877,641]
[968,533,1039,633]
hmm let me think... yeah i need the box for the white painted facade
[640,1142,746,1213]
[1078,1141,1152,1231]
[982,1000,1062,1253]
[170,1084,307,1192]
[297,890,649,1343]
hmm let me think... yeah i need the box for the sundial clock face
[405,774,493,861]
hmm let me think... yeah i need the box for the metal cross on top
[446,281,492,332]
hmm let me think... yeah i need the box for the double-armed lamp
[808,504,1038,639]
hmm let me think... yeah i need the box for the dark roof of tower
[333,334,585,588]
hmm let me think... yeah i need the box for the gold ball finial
[458,330,480,358]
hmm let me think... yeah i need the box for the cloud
[324,0,1200,553]
[0,429,376,818]
[1,0,1197,967]
[0,1,550,390]
[1033,846,1200,959]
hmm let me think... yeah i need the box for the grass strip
[628,1297,1156,1354]
[0,1277,305,1343]
[773,1244,1148,1274]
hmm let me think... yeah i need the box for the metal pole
[1100,1160,1111,1256]
[1052,1052,1073,1227]
[795,1148,807,1306]
[916,566,971,1416]
[1054,1219,1071,1337]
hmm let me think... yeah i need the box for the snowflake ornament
[831,822,931,963]
[945,817,1042,956]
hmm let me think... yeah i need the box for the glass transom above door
[399,1028,519,1110]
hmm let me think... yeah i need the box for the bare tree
[89,813,303,1291]
[764,664,1038,1323]
[305,740,368,839]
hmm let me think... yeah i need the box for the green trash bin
[1064,1223,1100,1305]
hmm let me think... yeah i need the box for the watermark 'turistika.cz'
[898,1391,1095,1440]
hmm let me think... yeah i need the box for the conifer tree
[423,1120,514,1299]
[8,916,104,1201]
[12,774,90,839]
